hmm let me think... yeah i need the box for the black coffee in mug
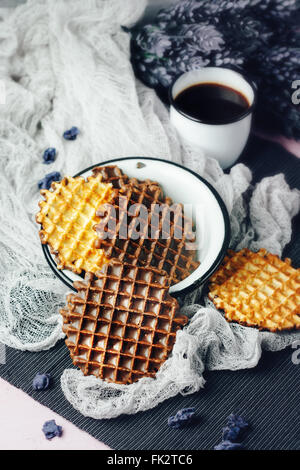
[174,82,250,124]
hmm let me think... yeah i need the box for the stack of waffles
[36,165,196,384]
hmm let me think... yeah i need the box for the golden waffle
[94,181,199,285]
[36,174,112,274]
[208,248,300,332]
[60,260,188,384]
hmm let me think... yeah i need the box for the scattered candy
[222,413,249,441]
[32,373,51,391]
[168,407,196,429]
[222,425,241,442]
[63,126,80,141]
[215,413,249,450]
[227,413,249,430]
[42,420,62,440]
[42,147,56,164]
[38,171,61,190]
[214,440,244,450]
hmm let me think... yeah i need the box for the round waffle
[208,248,300,332]
[94,177,199,285]
[60,260,188,384]
[36,174,112,274]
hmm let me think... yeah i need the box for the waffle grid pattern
[92,165,130,189]
[209,248,300,331]
[61,261,188,384]
[95,181,199,284]
[36,174,112,273]
[92,165,169,197]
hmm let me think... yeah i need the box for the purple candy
[42,420,62,440]
[222,414,249,442]
[38,171,61,190]
[42,147,56,164]
[227,413,249,430]
[32,373,51,391]
[168,415,181,429]
[63,126,80,141]
[214,440,244,450]
[168,407,196,429]
[221,414,249,441]
[222,425,241,442]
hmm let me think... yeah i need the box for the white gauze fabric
[0,0,299,417]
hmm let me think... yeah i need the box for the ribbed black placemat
[0,135,299,450]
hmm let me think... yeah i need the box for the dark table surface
[1,135,299,450]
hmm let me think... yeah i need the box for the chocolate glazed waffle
[209,248,300,332]
[92,165,130,189]
[93,169,199,284]
[60,260,188,384]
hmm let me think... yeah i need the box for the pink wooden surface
[0,135,299,450]
[0,378,110,450]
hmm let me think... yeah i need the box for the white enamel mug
[169,67,256,169]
